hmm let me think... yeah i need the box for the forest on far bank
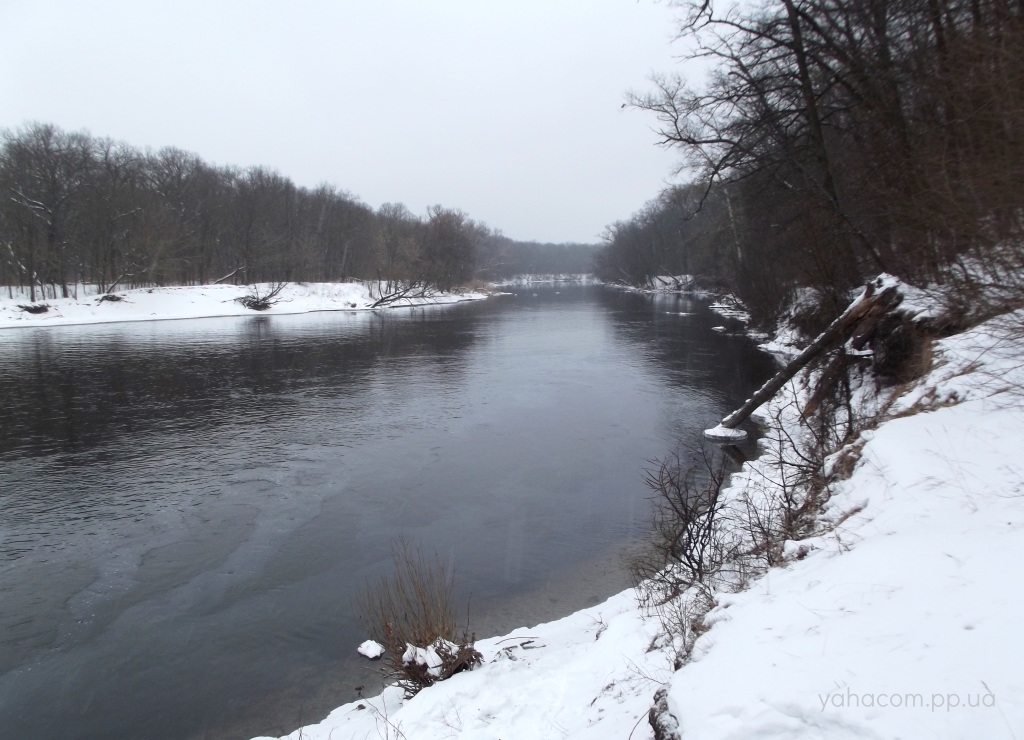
[8,0,1020,330]
[0,123,598,302]
[597,0,1024,329]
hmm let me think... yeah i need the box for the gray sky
[0,0,685,243]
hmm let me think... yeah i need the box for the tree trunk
[716,279,903,430]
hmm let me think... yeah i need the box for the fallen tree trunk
[213,265,246,285]
[371,274,433,308]
[710,277,903,436]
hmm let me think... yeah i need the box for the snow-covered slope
[663,315,1024,739]
[256,592,666,740]
[258,310,1024,740]
[0,282,487,330]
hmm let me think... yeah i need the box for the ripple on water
[0,286,776,740]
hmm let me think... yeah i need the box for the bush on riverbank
[358,540,481,697]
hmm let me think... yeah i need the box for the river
[0,284,775,739]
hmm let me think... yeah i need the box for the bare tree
[0,122,594,296]
[608,0,1024,326]
[2,123,94,299]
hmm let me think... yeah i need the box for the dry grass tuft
[359,539,481,697]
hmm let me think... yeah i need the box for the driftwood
[235,282,287,310]
[105,271,133,294]
[213,265,246,285]
[711,278,903,435]
[371,273,433,308]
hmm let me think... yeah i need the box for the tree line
[0,123,598,302]
[599,0,1024,327]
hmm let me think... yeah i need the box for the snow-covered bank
[608,275,755,329]
[255,589,666,740]
[658,312,1024,739]
[606,274,694,293]
[0,282,489,330]
[492,274,597,286]
[257,299,1024,739]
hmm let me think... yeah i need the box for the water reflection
[1,308,480,460]
[0,286,773,740]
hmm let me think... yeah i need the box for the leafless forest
[599,0,1024,327]
[0,125,597,302]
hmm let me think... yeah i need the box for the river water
[0,285,775,739]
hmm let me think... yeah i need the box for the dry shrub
[359,539,480,697]
[739,403,837,569]
[235,282,287,310]
[828,439,867,482]
[629,444,736,669]
[633,386,869,668]
[630,445,732,607]
[653,587,716,670]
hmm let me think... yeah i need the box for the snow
[759,275,941,360]
[607,274,694,293]
[666,311,1024,739]
[401,639,465,677]
[708,300,751,324]
[255,305,1024,740]
[492,274,596,286]
[358,641,384,661]
[704,423,749,442]
[253,591,666,740]
[0,282,489,330]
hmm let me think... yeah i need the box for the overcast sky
[0,0,687,243]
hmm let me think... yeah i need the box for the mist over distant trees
[479,238,599,277]
[0,123,597,301]
[599,0,1024,326]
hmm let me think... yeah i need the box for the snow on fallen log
[706,275,904,440]
[703,424,750,442]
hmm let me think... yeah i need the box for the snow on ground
[255,590,667,740]
[707,298,751,325]
[609,275,757,329]
[662,314,1024,738]
[492,274,597,286]
[605,275,693,293]
[257,306,1024,740]
[0,282,488,330]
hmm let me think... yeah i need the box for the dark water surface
[0,285,775,739]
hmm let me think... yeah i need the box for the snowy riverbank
[0,282,489,330]
[654,310,1024,738]
[492,273,598,287]
[258,298,1024,739]
[608,274,755,329]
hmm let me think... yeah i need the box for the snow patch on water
[357,640,384,660]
